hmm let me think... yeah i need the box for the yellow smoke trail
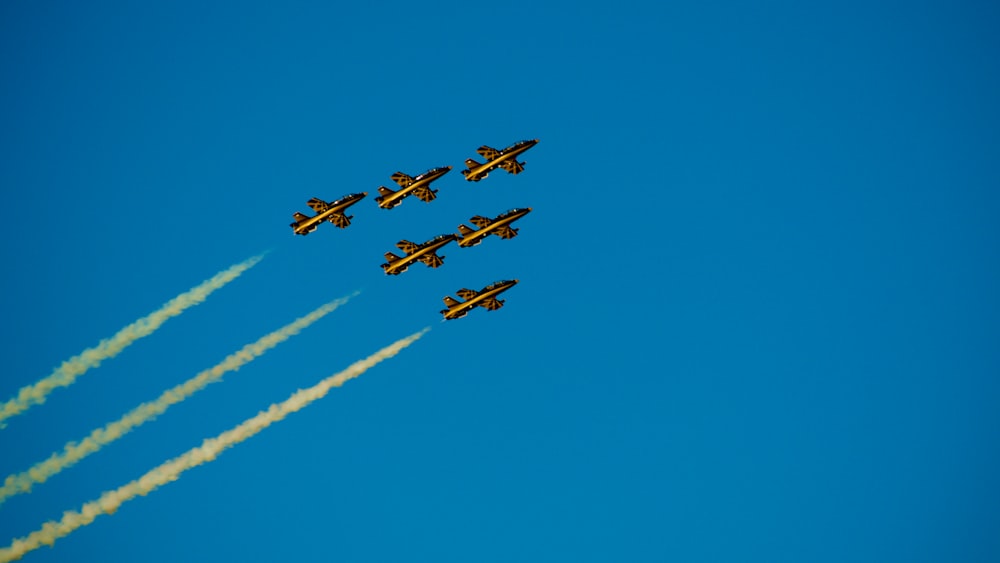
[0,293,356,506]
[0,328,429,562]
[0,255,265,427]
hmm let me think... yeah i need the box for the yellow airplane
[290,192,368,235]
[381,234,458,275]
[375,166,452,209]
[456,207,533,248]
[461,139,538,181]
[440,280,519,320]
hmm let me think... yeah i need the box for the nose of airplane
[445,165,453,170]
[526,207,533,212]
[361,192,368,197]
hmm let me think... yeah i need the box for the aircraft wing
[327,213,351,228]
[412,187,438,203]
[477,146,502,160]
[442,296,462,309]
[480,298,505,311]
[495,226,518,239]
[396,240,420,254]
[418,253,444,268]
[469,215,491,228]
[391,172,414,187]
[307,198,330,212]
[456,288,478,300]
[498,159,525,174]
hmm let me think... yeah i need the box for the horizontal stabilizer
[440,307,467,319]
[383,263,407,275]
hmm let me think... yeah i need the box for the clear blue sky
[1,1,998,561]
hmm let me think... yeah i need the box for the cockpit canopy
[418,166,449,176]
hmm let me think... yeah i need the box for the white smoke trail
[0,293,356,505]
[0,328,429,562]
[0,255,265,427]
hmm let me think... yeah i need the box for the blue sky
[1,1,998,561]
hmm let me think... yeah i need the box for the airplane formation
[289,139,538,319]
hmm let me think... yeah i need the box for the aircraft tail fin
[442,296,461,308]
[456,224,475,236]
[375,186,394,201]
[290,212,313,234]
[462,160,486,181]
[383,252,401,263]
[375,186,399,208]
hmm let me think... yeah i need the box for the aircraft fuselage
[442,280,519,320]
[291,193,367,235]
[377,166,451,209]
[464,140,538,181]
[382,235,457,275]
[457,208,533,247]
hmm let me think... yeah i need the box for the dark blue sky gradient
[1,2,998,561]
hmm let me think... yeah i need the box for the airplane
[290,192,368,235]
[381,234,458,275]
[456,207,533,248]
[461,139,539,182]
[375,166,452,209]
[440,279,519,320]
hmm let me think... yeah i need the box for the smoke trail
[0,255,265,427]
[0,293,356,506]
[0,328,428,562]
